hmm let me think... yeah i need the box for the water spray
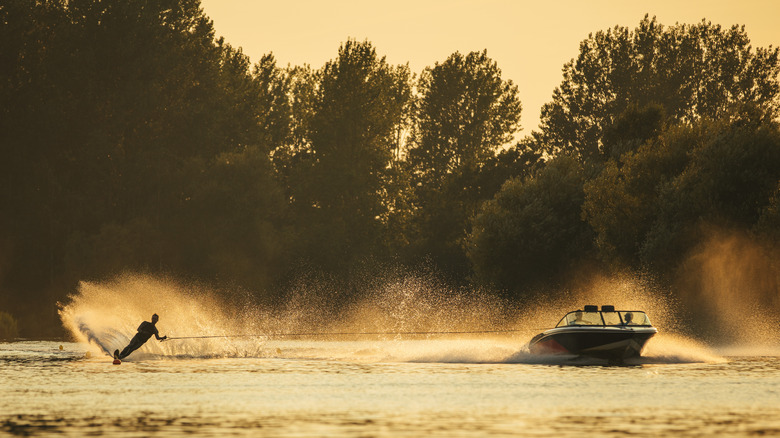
[57,272,736,364]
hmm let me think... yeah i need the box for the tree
[409,50,522,182]
[295,39,412,267]
[641,116,780,272]
[1,0,227,283]
[0,0,286,334]
[173,146,291,292]
[582,123,696,268]
[405,50,523,272]
[466,156,593,297]
[536,15,780,164]
[267,63,319,204]
[253,53,297,153]
[601,103,666,160]
[583,111,780,273]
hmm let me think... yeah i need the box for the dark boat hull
[529,327,657,360]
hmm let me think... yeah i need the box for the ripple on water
[2,341,780,437]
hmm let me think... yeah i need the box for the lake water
[2,339,780,437]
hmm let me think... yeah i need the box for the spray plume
[674,227,780,354]
[58,271,523,362]
[58,267,732,363]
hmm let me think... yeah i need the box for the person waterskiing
[114,314,167,360]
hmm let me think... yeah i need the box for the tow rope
[164,329,525,341]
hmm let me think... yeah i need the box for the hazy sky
[200,0,780,133]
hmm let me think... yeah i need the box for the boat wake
[502,333,725,365]
[639,333,726,363]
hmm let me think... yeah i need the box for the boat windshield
[556,310,652,327]
[620,311,651,326]
[557,311,602,326]
[602,311,621,325]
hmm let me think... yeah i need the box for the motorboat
[528,305,657,360]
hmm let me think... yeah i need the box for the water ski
[113,359,121,365]
[113,349,121,365]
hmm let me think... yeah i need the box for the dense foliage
[1,2,778,337]
[404,50,525,273]
[534,15,780,165]
[466,156,593,294]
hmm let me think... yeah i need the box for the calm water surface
[2,340,780,436]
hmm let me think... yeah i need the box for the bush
[0,311,19,339]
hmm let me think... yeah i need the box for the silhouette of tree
[583,111,780,273]
[582,123,694,268]
[536,15,780,164]
[466,156,593,296]
[0,0,286,334]
[641,115,780,273]
[295,39,412,267]
[405,50,523,272]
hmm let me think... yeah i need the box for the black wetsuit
[118,321,162,359]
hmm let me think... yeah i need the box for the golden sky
[200,0,780,133]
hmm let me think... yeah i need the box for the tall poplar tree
[405,50,522,272]
[297,39,412,267]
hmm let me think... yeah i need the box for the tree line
[1,1,778,337]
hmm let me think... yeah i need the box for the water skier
[114,313,167,360]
